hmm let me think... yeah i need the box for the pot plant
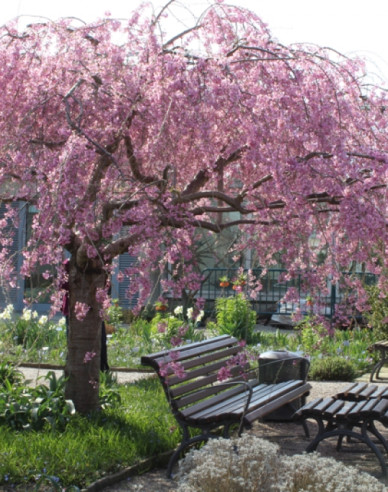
[219,275,230,288]
[232,273,247,291]
[155,299,168,312]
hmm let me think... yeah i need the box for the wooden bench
[369,341,388,382]
[141,335,311,477]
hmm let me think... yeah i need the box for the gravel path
[20,366,151,386]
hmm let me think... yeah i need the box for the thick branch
[175,190,248,213]
[30,138,67,149]
[102,199,140,221]
[124,135,160,185]
[103,232,143,258]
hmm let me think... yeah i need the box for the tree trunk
[64,261,107,414]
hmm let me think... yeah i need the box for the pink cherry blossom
[0,2,386,413]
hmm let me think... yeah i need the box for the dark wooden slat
[142,335,235,361]
[359,385,379,399]
[369,386,388,399]
[347,400,369,418]
[199,381,305,419]
[143,336,238,367]
[302,397,336,416]
[175,373,256,410]
[336,382,368,400]
[181,382,253,418]
[335,401,357,417]
[178,346,241,371]
[169,361,250,399]
[322,399,345,418]
[166,348,243,386]
[295,397,323,416]
[192,382,281,419]
[167,358,235,388]
[246,383,311,422]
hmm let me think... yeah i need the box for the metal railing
[199,268,377,319]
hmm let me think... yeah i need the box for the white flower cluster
[0,304,14,320]
[174,306,184,316]
[173,306,204,323]
[21,307,38,321]
[176,435,387,492]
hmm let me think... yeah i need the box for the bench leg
[167,419,241,478]
[370,355,388,382]
[306,426,387,477]
[166,433,210,478]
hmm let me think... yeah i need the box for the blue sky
[2,0,388,84]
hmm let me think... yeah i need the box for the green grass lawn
[0,377,180,490]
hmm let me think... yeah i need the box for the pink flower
[217,366,232,382]
[75,301,90,321]
[169,350,180,361]
[170,361,186,379]
[157,322,167,333]
[170,336,183,347]
[83,351,96,363]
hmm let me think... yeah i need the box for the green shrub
[309,356,357,381]
[214,294,256,343]
[106,299,123,328]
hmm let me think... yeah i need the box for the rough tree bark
[64,258,107,413]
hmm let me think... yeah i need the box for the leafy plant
[364,285,388,340]
[214,294,256,343]
[295,317,333,355]
[0,361,23,388]
[149,307,205,349]
[309,357,357,381]
[0,371,75,431]
[99,371,121,410]
[106,299,123,328]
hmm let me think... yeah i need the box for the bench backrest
[141,335,252,414]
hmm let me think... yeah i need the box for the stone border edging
[83,450,173,491]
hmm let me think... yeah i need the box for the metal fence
[199,268,377,320]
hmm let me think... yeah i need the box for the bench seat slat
[335,400,357,417]
[188,382,289,419]
[335,382,368,400]
[321,399,345,418]
[359,385,379,399]
[190,381,305,421]
[301,397,336,416]
[245,383,311,422]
